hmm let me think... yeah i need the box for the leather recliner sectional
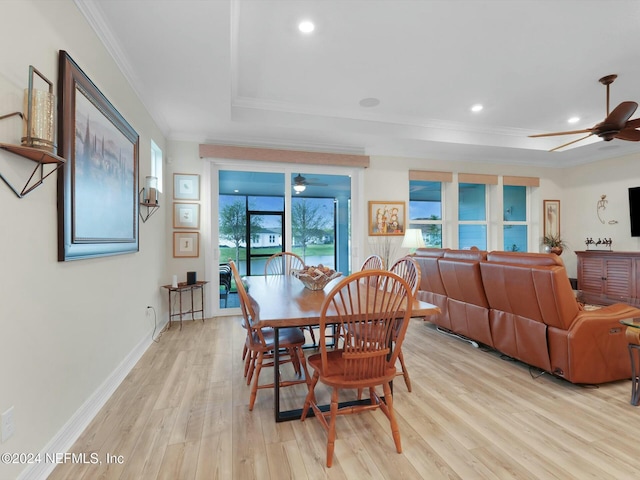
[414,248,640,384]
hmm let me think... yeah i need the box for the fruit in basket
[293,265,341,290]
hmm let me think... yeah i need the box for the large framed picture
[173,202,200,229]
[57,50,139,261]
[173,173,200,200]
[368,201,406,236]
[543,199,560,238]
[173,232,200,258]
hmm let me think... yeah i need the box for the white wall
[0,2,167,478]
[561,152,640,276]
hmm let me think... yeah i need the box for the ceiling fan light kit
[530,74,640,151]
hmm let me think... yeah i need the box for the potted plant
[543,234,566,255]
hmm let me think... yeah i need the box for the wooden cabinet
[576,251,640,300]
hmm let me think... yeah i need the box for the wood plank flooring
[48,316,640,479]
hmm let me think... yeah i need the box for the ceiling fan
[293,173,328,192]
[529,74,640,151]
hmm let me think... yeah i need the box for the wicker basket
[292,269,342,290]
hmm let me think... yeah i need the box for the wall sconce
[0,65,64,198]
[401,228,426,253]
[139,175,160,222]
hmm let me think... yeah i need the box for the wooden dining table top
[244,274,440,328]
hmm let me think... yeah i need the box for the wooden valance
[199,144,370,168]
[458,173,498,185]
[409,170,453,182]
[503,175,540,187]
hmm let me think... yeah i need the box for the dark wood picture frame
[57,51,140,261]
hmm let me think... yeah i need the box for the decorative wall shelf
[139,194,160,223]
[0,142,65,198]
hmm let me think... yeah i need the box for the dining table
[244,273,441,422]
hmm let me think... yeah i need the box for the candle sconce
[139,175,160,222]
[0,66,65,198]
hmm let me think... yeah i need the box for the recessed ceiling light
[470,104,483,113]
[298,20,315,33]
[568,116,580,124]
[359,97,380,108]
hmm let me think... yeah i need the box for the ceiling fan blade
[625,117,640,129]
[603,101,638,129]
[549,133,593,152]
[615,128,640,141]
[529,129,591,138]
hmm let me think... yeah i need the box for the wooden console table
[162,281,208,330]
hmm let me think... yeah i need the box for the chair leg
[301,371,320,421]
[296,346,311,384]
[398,350,412,392]
[242,343,248,361]
[382,382,402,454]
[326,387,339,467]
[246,351,256,385]
[249,351,264,411]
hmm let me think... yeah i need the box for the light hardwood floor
[49,316,640,480]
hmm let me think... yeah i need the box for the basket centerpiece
[292,265,342,290]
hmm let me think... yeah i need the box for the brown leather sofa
[414,248,640,384]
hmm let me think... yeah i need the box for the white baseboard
[18,320,168,480]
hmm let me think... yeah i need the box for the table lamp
[401,228,425,253]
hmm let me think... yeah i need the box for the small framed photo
[173,202,200,229]
[368,201,406,236]
[173,173,200,200]
[543,199,560,238]
[173,232,200,258]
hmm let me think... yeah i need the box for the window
[409,180,442,247]
[150,140,163,192]
[503,185,528,252]
[458,183,487,250]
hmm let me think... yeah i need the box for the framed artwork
[173,232,200,258]
[173,202,200,229]
[57,51,139,261]
[368,201,406,236]
[543,199,560,238]
[173,173,200,200]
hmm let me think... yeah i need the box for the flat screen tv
[630,187,640,237]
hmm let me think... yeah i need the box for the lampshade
[401,228,425,250]
[293,183,306,192]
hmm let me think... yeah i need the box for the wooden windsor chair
[388,256,421,392]
[301,270,413,467]
[265,252,318,346]
[360,254,385,271]
[229,261,310,410]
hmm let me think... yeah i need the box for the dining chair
[229,261,310,410]
[388,256,421,392]
[264,251,305,275]
[301,270,413,467]
[360,254,385,271]
[265,251,317,346]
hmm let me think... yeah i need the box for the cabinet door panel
[579,257,604,294]
[604,259,633,297]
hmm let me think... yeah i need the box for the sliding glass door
[216,169,351,311]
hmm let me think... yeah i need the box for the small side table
[620,319,640,406]
[162,281,208,330]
